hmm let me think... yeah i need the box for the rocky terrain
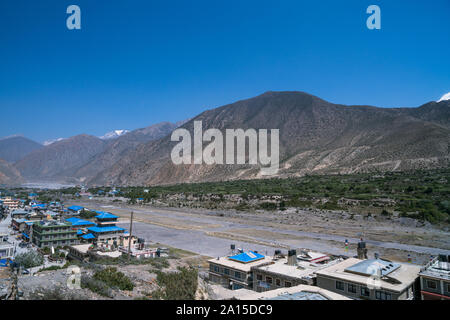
[88,91,450,186]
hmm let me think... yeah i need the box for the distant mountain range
[0,91,449,186]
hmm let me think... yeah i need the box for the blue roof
[29,193,37,196]
[77,230,84,235]
[95,211,118,219]
[81,233,95,240]
[22,233,29,239]
[228,251,265,263]
[32,204,46,208]
[87,226,125,233]
[65,217,96,227]
[68,205,84,211]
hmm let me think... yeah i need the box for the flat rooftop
[419,259,450,281]
[237,284,351,300]
[209,254,273,272]
[315,258,421,293]
[252,258,324,280]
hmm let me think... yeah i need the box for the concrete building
[1,197,20,210]
[315,257,421,300]
[0,233,14,260]
[251,250,338,292]
[234,284,351,300]
[209,251,273,290]
[418,255,450,300]
[32,220,79,248]
[86,211,125,246]
[10,209,28,219]
[67,206,85,215]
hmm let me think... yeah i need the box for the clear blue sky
[0,0,449,143]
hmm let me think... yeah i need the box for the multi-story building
[0,233,14,260]
[86,211,125,246]
[251,250,337,292]
[208,251,273,290]
[315,257,421,300]
[1,197,20,210]
[419,255,450,300]
[32,220,79,248]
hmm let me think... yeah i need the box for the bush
[15,251,44,269]
[93,267,134,291]
[81,275,113,298]
[152,267,198,300]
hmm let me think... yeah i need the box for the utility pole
[127,211,134,260]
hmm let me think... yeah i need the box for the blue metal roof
[66,217,96,227]
[87,226,125,233]
[76,230,84,235]
[95,211,118,219]
[81,233,95,240]
[228,251,265,263]
[345,259,401,277]
[68,205,84,211]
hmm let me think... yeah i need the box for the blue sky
[0,0,449,143]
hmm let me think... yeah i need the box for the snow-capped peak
[100,130,130,140]
[437,92,450,102]
[43,138,66,146]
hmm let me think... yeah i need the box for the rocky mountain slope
[0,136,43,163]
[87,91,450,186]
[15,134,107,181]
[0,158,23,185]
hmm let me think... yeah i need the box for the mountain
[15,134,107,181]
[100,130,130,140]
[0,158,23,185]
[72,122,179,183]
[43,138,66,146]
[0,136,43,163]
[87,91,450,186]
[438,92,450,102]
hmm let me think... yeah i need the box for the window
[375,291,392,300]
[447,283,450,292]
[213,266,219,273]
[266,277,273,284]
[234,271,241,279]
[256,274,262,281]
[348,283,357,294]
[336,281,344,291]
[285,281,292,288]
[276,279,281,286]
[361,287,370,297]
[224,268,230,275]
[426,280,437,289]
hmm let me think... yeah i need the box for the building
[67,205,85,215]
[251,250,337,292]
[65,217,96,229]
[209,251,273,290]
[10,209,28,219]
[315,257,421,300]
[233,284,351,301]
[418,255,450,300]
[1,197,20,210]
[32,220,79,248]
[86,211,125,246]
[0,233,14,260]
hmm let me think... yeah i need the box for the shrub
[15,251,44,269]
[152,267,198,300]
[93,267,134,291]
